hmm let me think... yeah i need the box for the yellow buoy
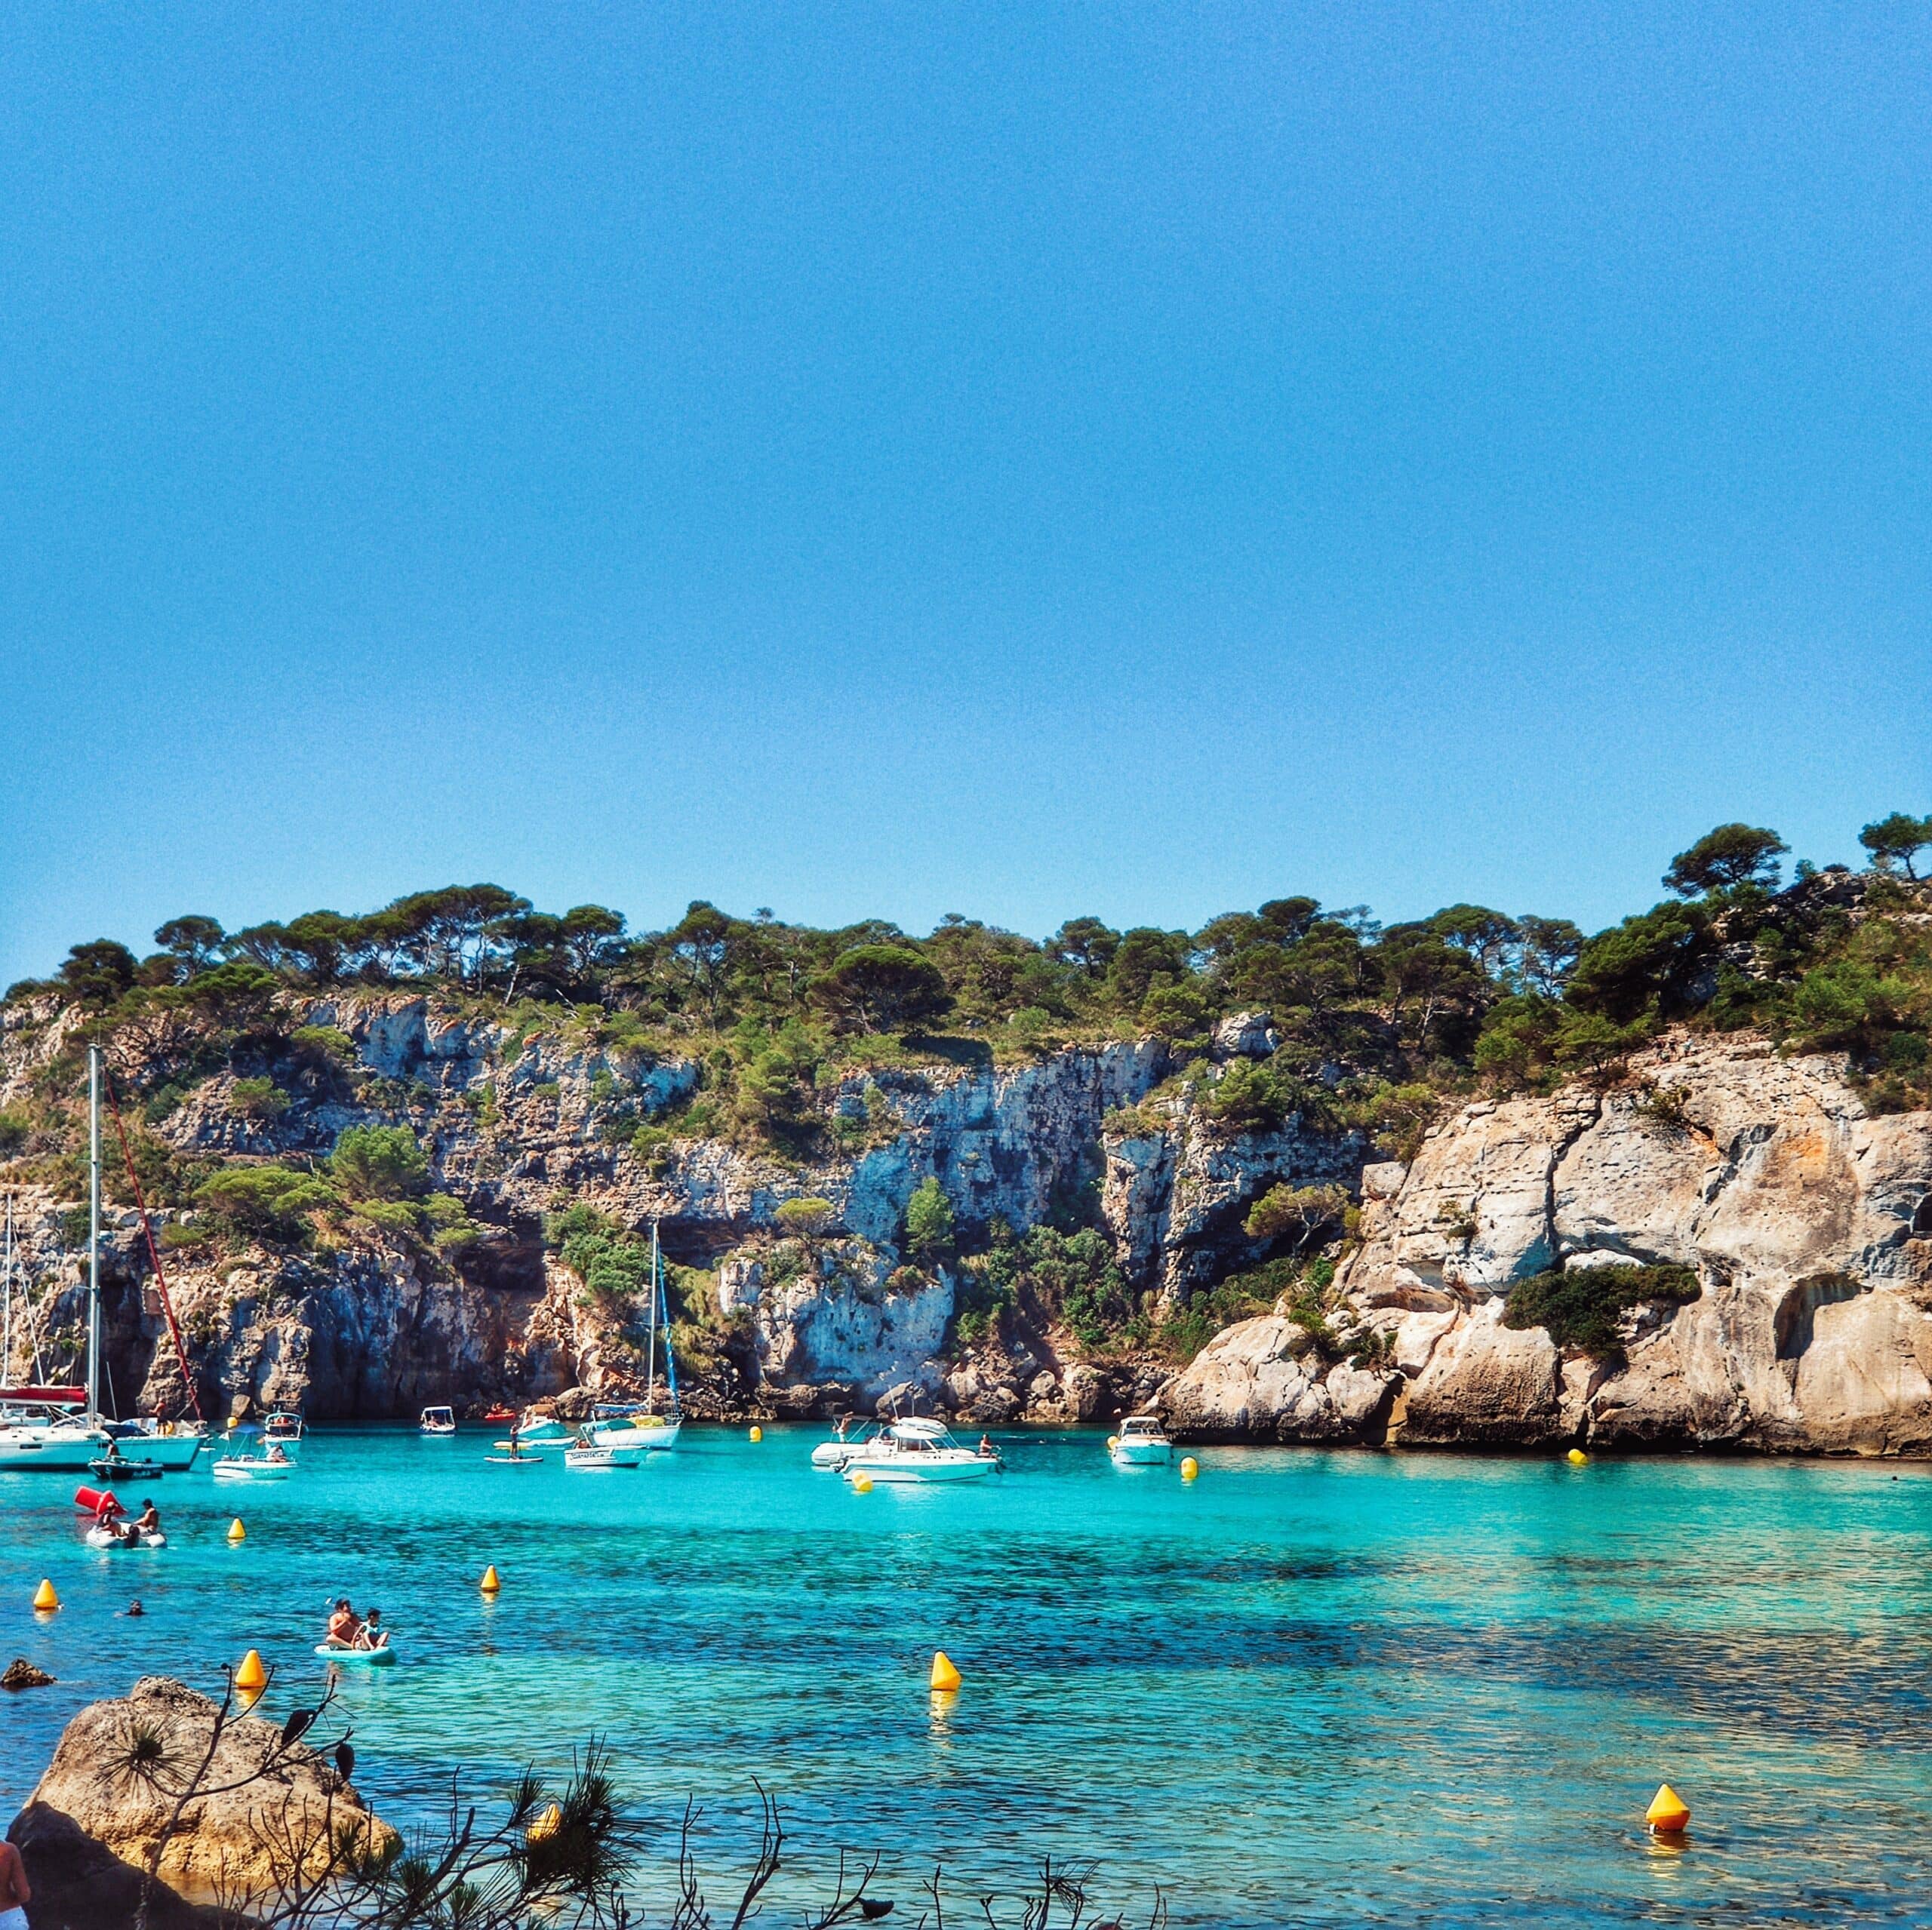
[234,1649,268,1692]
[32,1579,59,1612]
[480,1565,502,1593]
[227,1517,247,1542]
[1106,1436,1119,1451]
[1180,1456,1199,1481]
[1646,1784,1690,1834]
[930,1650,963,1692]
[1567,1448,1589,1465]
[527,1802,561,1842]
[749,1425,763,1443]
[852,1474,874,1493]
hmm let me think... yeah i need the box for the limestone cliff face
[1168,1034,1932,1455]
[11,990,1932,1452]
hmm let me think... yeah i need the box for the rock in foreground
[8,1676,395,1928]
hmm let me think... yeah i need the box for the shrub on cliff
[195,1165,337,1241]
[903,1176,955,1263]
[330,1124,429,1201]
[1503,1262,1701,1359]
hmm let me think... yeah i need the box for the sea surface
[2,1427,1930,1927]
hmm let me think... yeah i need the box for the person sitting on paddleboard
[353,1607,389,1650]
[325,1599,363,1649]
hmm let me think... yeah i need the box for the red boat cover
[1,1388,87,1405]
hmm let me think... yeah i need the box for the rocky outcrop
[1164,1315,1395,1442]
[8,1675,394,1925]
[1342,1035,1932,1454]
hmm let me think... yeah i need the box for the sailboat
[583,1222,681,1452]
[0,1049,112,1470]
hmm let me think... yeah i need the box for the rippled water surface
[3,1428,1930,1926]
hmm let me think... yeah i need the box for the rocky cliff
[1171,1032,1932,1454]
[7,989,1932,1453]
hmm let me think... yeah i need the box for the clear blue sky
[2,4,1927,985]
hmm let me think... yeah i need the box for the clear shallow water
[2,1428,1930,1927]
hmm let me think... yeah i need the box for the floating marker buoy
[528,1802,561,1842]
[749,1425,763,1443]
[852,1474,874,1493]
[227,1518,247,1542]
[1106,1436,1119,1451]
[930,1650,963,1692]
[234,1649,267,1692]
[32,1579,59,1612]
[1180,1456,1199,1481]
[1646,1784,1690,1834]
[1567,1449,1589,1466]
[480,1565,502,1594]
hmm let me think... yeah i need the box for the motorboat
[420,1406,457,1436]
[261,1410,304,1443]
[1109,1415,1174,1467]
[492,1415,573,1452]
[836,1418,1001,1484]
[212,1449,294,1482]
[811,1418,882,1468]
[90,1455,166,1482]
[564,1440,643,1470]
[101,1419,206,1471]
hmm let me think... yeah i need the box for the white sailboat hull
[0,1427,106,1471]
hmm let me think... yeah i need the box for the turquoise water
[2,1428,1930,1926]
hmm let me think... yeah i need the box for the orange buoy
[1646,1783,1690,1834]
[234,1649,268,1692]
[930,1650,963,1692]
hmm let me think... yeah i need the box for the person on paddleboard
[325,1599,364,1649]
[353,1607,389,1650]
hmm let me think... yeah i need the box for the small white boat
[565,1440,642,1470]
[420,1406,457,1436]
[212,1454,294,1483]
[494,1415,573,1452]
[811,1418,881,1468]
[85,1524,167,1550]
[837,1418,1001,1484]
[261,1410,304,1443]
[1109,1415,1174,1467]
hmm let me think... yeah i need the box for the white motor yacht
[1109,1414,1174,1466]
[837,1418,1001,1484]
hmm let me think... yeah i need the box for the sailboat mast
[88,1044,101,1417]
[645,1220,659,1413]
[2,1193,13,1383]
